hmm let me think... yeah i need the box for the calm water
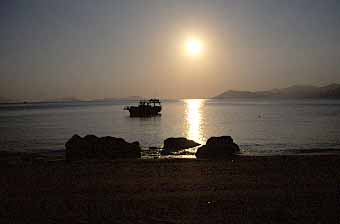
[1,99,340,158]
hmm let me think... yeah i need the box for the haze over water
[1,99,340,158]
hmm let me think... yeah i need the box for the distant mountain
[51,97,81,102]
[213,83,340,99]
[0,97,18,103]
[91,96,145,102]
[124,96,145,100]
[0,98,10,103]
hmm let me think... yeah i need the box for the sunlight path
[184,99,205,144]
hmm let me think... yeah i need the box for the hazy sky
[1,0,340,100]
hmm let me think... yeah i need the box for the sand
[1,155,340,223]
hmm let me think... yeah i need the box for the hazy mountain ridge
[0,96,147,104]
[0,98,12,103]
[213,84,340,99]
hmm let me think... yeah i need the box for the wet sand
[1,155,340,223]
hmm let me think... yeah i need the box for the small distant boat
[124,99,162,117]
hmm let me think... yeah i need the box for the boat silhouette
[124,99,162,117]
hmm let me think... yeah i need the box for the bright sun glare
[185,38,203,57]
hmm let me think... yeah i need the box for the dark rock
[195,136,240,159]
[84,134,99,144]
[149,146,161,150]
[161,137,200,155]
[65,134,141,161]
[163,137,200,150]
[206,136,234,145]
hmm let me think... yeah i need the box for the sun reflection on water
[184,99,205,144]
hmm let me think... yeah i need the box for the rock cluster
[195,136,240,159]
[65,134,141,161]
[161,137,200,155]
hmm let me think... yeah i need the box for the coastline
[1,154,340,223]
[2,147,340,165]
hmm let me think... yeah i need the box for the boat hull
[128,106,161,117]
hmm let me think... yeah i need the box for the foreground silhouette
[1,155,339,223]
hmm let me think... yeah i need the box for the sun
[185,38,203,57]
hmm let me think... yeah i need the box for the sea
[1,99,340,158]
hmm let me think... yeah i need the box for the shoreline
[2,148,340,165]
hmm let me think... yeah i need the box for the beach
[1,155,339,223]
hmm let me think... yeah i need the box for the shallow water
[1,99,340,158]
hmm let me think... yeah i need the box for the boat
[124,99,162,117]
